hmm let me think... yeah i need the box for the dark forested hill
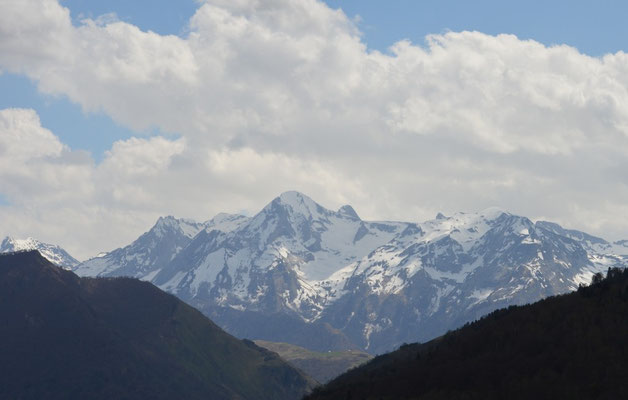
[307,268,628,400]
[0,251,315,400]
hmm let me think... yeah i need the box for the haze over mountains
[64,191,628,354]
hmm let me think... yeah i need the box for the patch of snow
[469,288,493,306]
[142,268,161,282]
[159,271,187,294]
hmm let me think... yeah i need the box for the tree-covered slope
[307,268,628,400]
[0,251,315,400]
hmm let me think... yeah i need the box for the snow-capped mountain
[317,211,610,352]
[152,191,410,321]
[71,192,628,353]
[0,236,79,268]
[535,221,628,269]
[74,214,249,280]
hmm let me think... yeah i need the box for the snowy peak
[1,236,38,251]
[535,221,608,247]
[73,213,251,281]
[338,205,361,221]
[0,236,79,268]
[535,220,628,269]
[243,191,334,247]
[322,208,616,352]
[418,208,512,249]
[153,216,206,239]
[252,192,365,233]
[67,192,628,354]
[204,213,250,233]
[264,191,330,220]
[73,215,209,279]
[146,193,413,317]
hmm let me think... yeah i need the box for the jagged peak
[0,236,78,268]
[155,215,177,225]
[261,191,329,219]
[1,236,46,250]
[152,216,181,235]
[435,212,447,220]
[278,191,316,206]
[150,215,205,240]
[338,205,360,221]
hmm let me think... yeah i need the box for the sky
[1,0,628,259]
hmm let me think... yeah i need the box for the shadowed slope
[0,251,315,400]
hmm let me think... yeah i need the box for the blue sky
[327,0,628,56]
[61,0,628,55]
[3,0,627,159]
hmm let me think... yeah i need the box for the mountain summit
[73,192,628,353]
[0,236,79,268]
[73,214,248,279]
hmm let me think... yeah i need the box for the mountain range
[306,267,628,399]
[31,191,628,353]
[70,191,628,353]
[0,251,315,400]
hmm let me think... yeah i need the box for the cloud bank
[1,0,628,258]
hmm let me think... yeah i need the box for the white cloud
[0,108,65,160]
[0,0,628,258]
[0,108,86,202]
[0,108,189,258]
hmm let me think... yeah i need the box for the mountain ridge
[306,267,628,399]
[72,191,628,353]
[0,236,79,268]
